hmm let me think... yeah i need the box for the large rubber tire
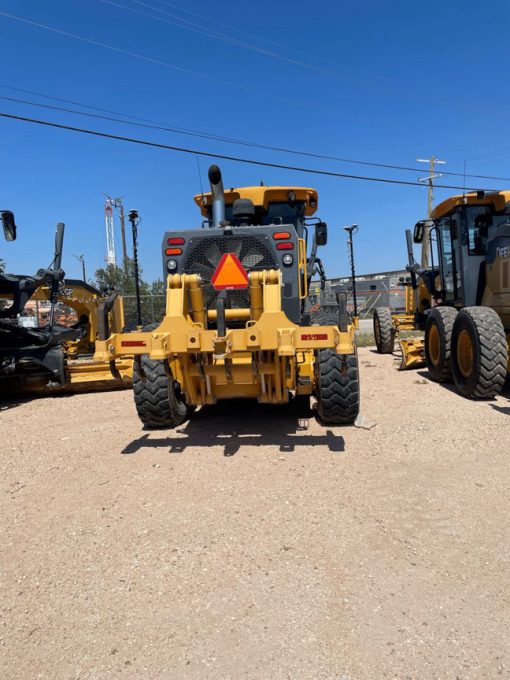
[315,350,360,425]
[424,306,458,382]
[133,355,195,429]
[450,307,507,399]
[373,307,395,353]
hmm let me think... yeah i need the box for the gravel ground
[1,347,509,680]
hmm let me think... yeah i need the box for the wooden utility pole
[417,156,446,267]
[117,200,128,274]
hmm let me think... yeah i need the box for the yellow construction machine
[0,220,131,394]
[374,190,510,398]
[95,165,360,426]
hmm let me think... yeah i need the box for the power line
[0,110,490,191]
[100,0,382,89]
[1,85,509,182]
[0,9,330,114]
[151,0,379,79]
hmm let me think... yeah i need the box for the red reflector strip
[165,247,182,255]
[168,237,185,245]
[273,231,291,240]
[276,242,294,250]
[121,340,147,347]
[301,333,328,341]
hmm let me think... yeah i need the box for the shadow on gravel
[122,399,346,457]
[491,403,510,415]
[0,395,33,412]
[415,369,460,395]
[415,370,510,404]
[0,382,129,412]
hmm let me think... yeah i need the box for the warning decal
[210,253,249,290]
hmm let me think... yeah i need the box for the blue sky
[1,0,510,282]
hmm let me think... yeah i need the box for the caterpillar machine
[373,190,510,398]
[0,215,131,394]
[94,165,360,426]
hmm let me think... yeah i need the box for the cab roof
[193,186,319,218]
[431,190,510,219]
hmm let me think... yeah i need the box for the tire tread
[452,307,507,398]
[373,307,394,354]
[316,350,360,424]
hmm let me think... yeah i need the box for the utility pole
[417,156,446,267]
[73,254,86,282]
[343,224,359,316]
[113,198,128,274]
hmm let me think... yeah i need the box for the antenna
[195,155,204,198]
[343,224,359,317]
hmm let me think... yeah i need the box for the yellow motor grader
[374,190,510,398]
[95,165,360,426]
[0,219,131,394]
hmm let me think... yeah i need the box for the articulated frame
[95,270,356,405]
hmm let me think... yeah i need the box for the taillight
[276,242,294,250]
[273,231,291,240]
[165,247,182,255]
[167,237,185,245]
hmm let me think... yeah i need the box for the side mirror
[413,220,426,243]
[315,222,327,246]
[1,210,17,241]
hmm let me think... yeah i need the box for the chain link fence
[310,275,407,319]
[122,295,166,329]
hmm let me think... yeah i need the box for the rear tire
[373,307,394,353]
[451,307,507,399]
[133,355,195,429]
[315,350,360,425]
[424,307,458,382]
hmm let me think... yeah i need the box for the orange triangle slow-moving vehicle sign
[211,252,249,290]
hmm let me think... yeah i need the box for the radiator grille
[183,235,277,309]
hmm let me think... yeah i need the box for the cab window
[464,205,491,255]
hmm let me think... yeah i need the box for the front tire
[424,306,458,382]
[451,307,507,399]
[373,307,394,353]
[315,350,360,425]
[133,355,195,429]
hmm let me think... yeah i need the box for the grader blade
[398,337,425,370]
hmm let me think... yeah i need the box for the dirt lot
[1,347,509,680]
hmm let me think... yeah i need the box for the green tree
[0,258,5,275]
[94,257,150,295]
[94,259,168,326]
[150,278,165,295]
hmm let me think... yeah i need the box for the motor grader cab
[0,222,131,393]
[95,165,360,426]
[374,190,510,398]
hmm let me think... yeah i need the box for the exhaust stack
[208,164,225,228]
